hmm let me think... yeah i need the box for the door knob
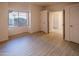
[70,25,73,27]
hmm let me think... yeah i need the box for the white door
[69,7,79,43]
[49,11,63,34]
[49,12,55,32]
[40,10,48,33]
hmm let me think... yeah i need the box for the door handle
[70,25,73,27]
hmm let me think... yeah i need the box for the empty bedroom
[0,2,79,56]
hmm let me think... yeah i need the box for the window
[9,10,28,27]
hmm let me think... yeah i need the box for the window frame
[8,10,29,27]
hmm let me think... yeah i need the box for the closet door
[69,6,79,43]
[40,10,48,33]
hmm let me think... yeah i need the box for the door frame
[48,10,65,40]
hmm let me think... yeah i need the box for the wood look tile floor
[0,32,79,56]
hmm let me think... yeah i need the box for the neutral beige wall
[47,3,75,11]
[8,3,30,11]
[8,27,27,36]
[0,2,77,41]
[9,3,72,36]
[28,5,42,33]
[0,3,8,41]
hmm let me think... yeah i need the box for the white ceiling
[8,2,76,7]
[27,2,75,6]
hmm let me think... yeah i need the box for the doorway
[49,10,64,39]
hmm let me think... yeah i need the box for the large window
[9,10,28,27]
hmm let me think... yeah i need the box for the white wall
[30,5,42,33]
[8,27,27,36]
[9,3,72,36]
[0,3,77,42]
[47,3,74,11]
[0,3,8,41]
